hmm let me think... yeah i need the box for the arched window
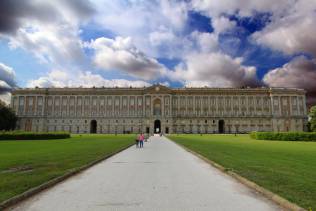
[153,99,161,116]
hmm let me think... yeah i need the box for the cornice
[11,85,306,96]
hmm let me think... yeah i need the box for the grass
[168,134,316,210]
[0,134,135,203]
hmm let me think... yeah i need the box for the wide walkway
[10,136,281,211]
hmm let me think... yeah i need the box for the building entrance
[90,120,97,133]
[154,120,161,134]
[218,120,225,133]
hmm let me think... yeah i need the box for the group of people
[136,133,145,148]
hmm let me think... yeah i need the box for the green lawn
[0,134,135,203]
[168,134,316,210]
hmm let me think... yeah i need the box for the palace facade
[11,85,308,134]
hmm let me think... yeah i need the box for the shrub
[0,103,17,131]
[249,132,316,142]
[0,131,70,140]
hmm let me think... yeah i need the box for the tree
[309,105,316,132]
[0,102,17,131]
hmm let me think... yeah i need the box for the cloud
[0,92,11,105]
[253,13,316,56]
[28,70,151,88]
[0,63,16,105]
[9,25,86,67]
[87,36,168,80]
[263,56,316,105]
[170,52,262,88]
[190,31,218,53]
[0,63,16,93]
[1,0,95,69]
[212,16,236,34]
[92,0,190,58]
[0,0,94,34]
[149,26,176,47]
[191,0,293,18]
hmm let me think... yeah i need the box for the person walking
[139,133,145,148]
[136,134,140,148]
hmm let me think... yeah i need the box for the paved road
[10,136,281,211]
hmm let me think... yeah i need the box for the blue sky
[0,0,316,104]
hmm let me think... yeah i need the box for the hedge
[0,131,71,140]
[250,131,316,142]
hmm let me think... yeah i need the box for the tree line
[0,102,17,131]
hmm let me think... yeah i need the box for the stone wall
[11,85,308,134]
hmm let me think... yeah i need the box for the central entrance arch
[218,120,225,134]
[90,120,97,133]
[154,120,161,134]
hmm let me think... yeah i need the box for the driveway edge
[170,139,306,211]
[0,142,134,210]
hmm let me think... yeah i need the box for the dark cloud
[0,63,16,94]
[62,0,95,18]
[0,0,94,34]
[263,56,316,107]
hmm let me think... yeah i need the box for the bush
[0,131,71,140]
[0,103,17,131]
[249,132,316,142]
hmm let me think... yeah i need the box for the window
[153,98,161,115]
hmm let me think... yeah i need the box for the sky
[0,0,316,106]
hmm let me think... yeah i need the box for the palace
[11,84,308,134]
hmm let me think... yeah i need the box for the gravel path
[9,136,281,211]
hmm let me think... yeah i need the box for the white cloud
[28,70,151,88]
[263,56,316,88]
[0,62,16,93]
[87,36,167,80]
[263,56,316,104]
[191,0,293,18]
[0,92,11,105]
[91,0,190,58]
[1,0,94,69]
[0,63,16,105]
[9,24,86,67]
[253,13,316,56]
[190,31,218,53]
[149,26,176,47]
[212,16,236,34]
[170,52,261,88]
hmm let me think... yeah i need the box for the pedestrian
[136,134,140,148]
[139,133,145,148]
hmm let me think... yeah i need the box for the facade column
[261,96,264,116]
[34,96,38,116]
[297,96,301,115]
[246,96,249,116]
[74,96,77,118]
[303,95,307,115]
[178,96,181,116]
[142,95,145,117]
[67,96,70,118]
[52,96,55,117]
[270,95,274,116]
[128,96,130,117]
[185,96,188,117]
[215,96,218,116]
[278,96,282,116]
[238,96,242,116]
[289,96,293,116]
[42,95,45,116]
[254,96,257,117]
